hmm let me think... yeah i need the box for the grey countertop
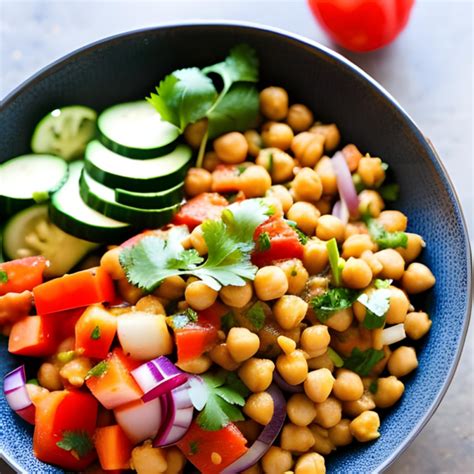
[1,1,473,473]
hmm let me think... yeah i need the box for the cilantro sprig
[343,348,385,376]
[311,287,359,323]
[244,301,266,330]
[56,430,94,459]
[365,217,408,249]
[357,288,391,329]
[0,270,8,284]
[85,360,108,380]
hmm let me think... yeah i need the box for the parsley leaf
[257,232,271,251]
[244,302,266,330]
[90,326,101,340]
[365,218,408,249]
[196,371,248,431]
[166,308,198,329]
[343,348,385,376]
[379,183,400,202]
[311,288,359,323]
[85,360,108,380]
[221,311,236,331]
[56,430,94,459]
[295,228,308,245]
[0,270,8,284]
[357,289,391,329]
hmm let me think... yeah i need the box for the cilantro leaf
[85,360,108,380]
[311,288,359,323]
[0,270,8,284]
[244,302,266,330]
[189,440,199,455]
[56,430,94,459]
[90,325,101,340]
[221,311,236,331]
[295,228,309,245]
[166,308,198,329]
[343,348,385,376]
[365,218,408,249]
[357,289,391,329]
[257,232,271,251]
[146,67,217,131]
[379,183,400,202]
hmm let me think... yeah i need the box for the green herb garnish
[0,270,8,284]
[326,238,343,286]
[90,325,101,340]
[245,302,266,330]
[357,288,391,329]
[365,217,408,249]
[56,430,94,459]
[327,348,344,368]
[26,378,39,386]
[311,288,359,323]
[85,361,108,380]
[379,183,400,202]
[343,348,385,376]
[167,308,199,329]
[374,279,392,289]
[189,440,199,455]
[257,232,271,251]
[369,379,379,394]
[221,311,236,331]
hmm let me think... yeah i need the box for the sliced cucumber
[0,154,68,218]
[50,161,132,243]
[115,181,184,209]
[31,105,97,160]
[2,204,98,277]
[97,101,180,159]
[84,140,192,192]
[79,170,181,228]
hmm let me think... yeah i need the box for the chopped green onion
[328,348,344,368]
[326,238,342,286]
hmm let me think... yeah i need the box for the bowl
[0,22,471,474]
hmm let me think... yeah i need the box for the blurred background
[1,0,473,472]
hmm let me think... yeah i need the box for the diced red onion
[382,324,407,345]
[221,384,286,473]
[142,373,188,403]
[188,376,207,411]
[332,200,350,225]
[3,365,35,425]
[273,371,303,393]
[332,151,359,217]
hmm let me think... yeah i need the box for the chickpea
[287,393,317,426]
[344,222,369,240]
[275,259,309,296]
[267,185,294,213]
[332,369,364,402]
[292,167,323,202]
[316,215,345,242]
[185,281,218,310]
[117,278,144,304]
[165,446,186,474]
[310,123,341,152]
[309,425,335,455]
[286,202,319,236]
[328,419,353,446]
[324,308,353,332]
[357,156,386,188]
[350,411,380,442]
[26,383,49,406]
[373,376,405,408]
[307,351,334,372]
[286,104,314,132]
[341,144,363,172]
[303,240,328,275]
[304,369,334,403]
[260,87,289,121]
[315,156,337,196]
[295,452,326,474]
[254,266,289,301]
[396,233,425,263]
[404,311,432,340]
[183,118,207,149]
[402,263,436,294]
[315,397,342,428]
[219,283,251,309]
[176,354,212,374]
[154,275,186,300]
[342,392,376,417]
[375,249,405,280]
[274,295,308,330]
[214,132,248,163]
[377,210,407,232]
[131,440,167,473]
[281,424,315,452]
[203,151,221,172]
[353,288,377,322]
[59,356,92,387]
[342,234,376,259]
[190,225,208,256]
[239,358,275,392]
[341,257,373,289]
[277,350,308,385]
[239,165,272,198]
[388,346,418,377]
[208,343,240,371]
[371,345,391,376]
[261,447,293,474]
[301,325,330,358]
[100,247,125,280]
[385,286,409,324]
[358,190,385,217]
[135,295,166,315]
[184,167,212,197]
[245,130,263,157]
[262,122,294,150]
[256,148,295,183]
[291,132,325,168]
[56,336,75,354]
[278,335,297,355]
[360,250,383,276]
[227,327,260,362]
[314,198,333,216]
[244,391,274,425]
[241,464,262,474]
[38,362,63,391]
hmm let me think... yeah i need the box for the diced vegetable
[175,324,218,363]
[382,323,407,345]
[8,316,56,357]
[3,365,35,424]
[211,164,242,193]
[43,307,85,341]
[0,290,33,326]
[0,256,47,296]
[94,425,133,470]
[332,151,359,217]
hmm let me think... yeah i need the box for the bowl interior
[0,23,471,474]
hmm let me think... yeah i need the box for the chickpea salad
[1,45,436,474]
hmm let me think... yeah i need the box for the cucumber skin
[115,182,184,209]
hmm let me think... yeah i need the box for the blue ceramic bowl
[0,22,471,474]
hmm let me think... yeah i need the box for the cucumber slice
[50,161,132,243]
[0,154,68,218]
[2,204,98,277]
[115,181,184,209]
[97,101,180,159]
[84,140,193,192]
[79,170,181,228]
[31,105,97,160]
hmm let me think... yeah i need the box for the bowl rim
[1,20,472,474]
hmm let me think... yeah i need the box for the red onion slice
[3,365,35,425]
[332,199,350,225]
[332,151,359,217]
[221,384,286,473]
[273,371,303,393]
[142,373,188,403]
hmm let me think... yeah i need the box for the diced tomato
[0,256,47,296]
[8,315,56,357]
[211,164,242,193]
[177,421,248,474]
[33,267,115,315]
[75,304,117,359]
[252,217,304,267]
[198,301,229,329]
[41,307,85,341]
[86,348,143,409]
[33,390,98,471]
[175,323,218,363]
[0,290,33,326]
[172,193,228,230]
[95,425,132,470]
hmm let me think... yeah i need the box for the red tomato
[8,315,57,357]
[42,307,85,341]
[0,256,47,296]
[308,0,415,52]
[211,164,241,193]
[252,217,304,267]
[198,301,229,329]
[175,323,218,363]
[172,193,228,230]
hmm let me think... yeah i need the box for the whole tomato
[308,0,415,52]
